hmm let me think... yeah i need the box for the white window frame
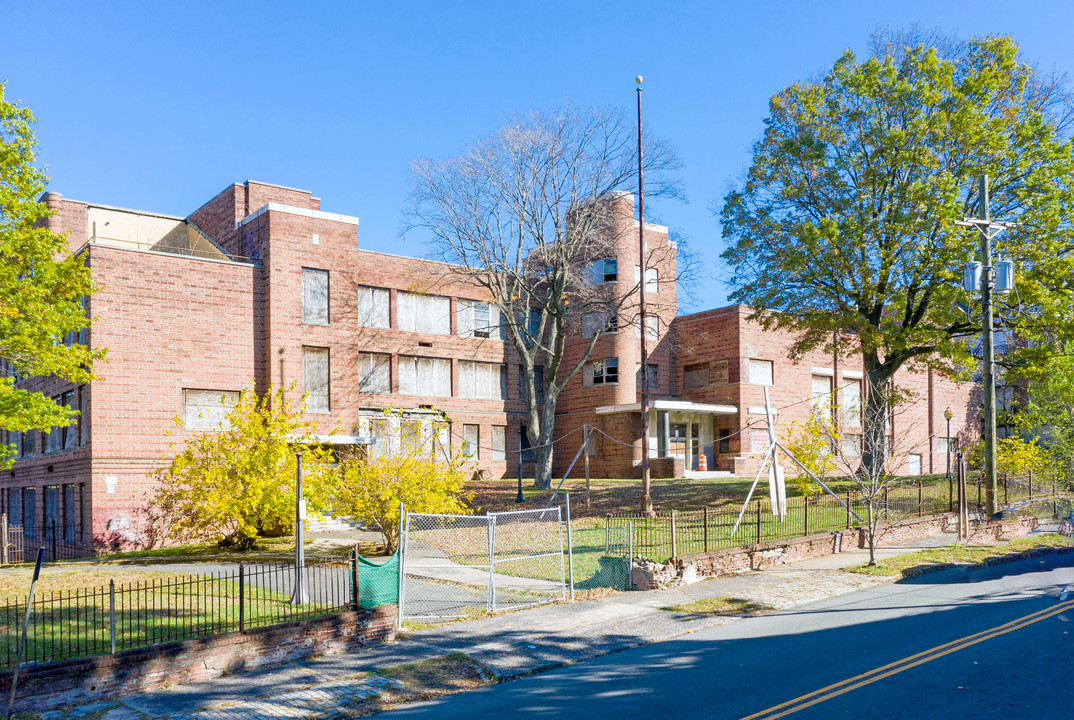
[587,358,619,386]
[458,299,495,339]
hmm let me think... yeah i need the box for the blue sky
[3,1,1073,311]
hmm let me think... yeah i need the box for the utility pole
[636,75,653,516]
[956,175,1016,518]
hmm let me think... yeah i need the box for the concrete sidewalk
[42,530,983,720]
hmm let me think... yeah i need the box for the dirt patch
[338,654,493,717]
[663,595,775,617]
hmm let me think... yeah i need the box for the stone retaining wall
[0,605,397,711]
[633,513,1041,589]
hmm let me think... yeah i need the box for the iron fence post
[1004,474,1008,505]
[565,494,574,602]
[803,497,809,537]
[487,515,496,613]
[238,563,245,633]
[918,480,923,518]
[628,518,634,591]
[756,499,762,545]
[704,507,709,553]
[351,546,360,612]
[949,477,953,513]
[670,510,678,559]
[846,492,852,529]
[109,579,116,654]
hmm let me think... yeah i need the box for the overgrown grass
[850,534,1074,578]
[663,596,775,616]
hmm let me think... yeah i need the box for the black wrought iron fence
[0,553,396,670]
[1,519,96,565]
[607,473,1064,564]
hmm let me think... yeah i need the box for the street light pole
[290,452,308,605]
[636,75,653,516]
[944,406,953,480]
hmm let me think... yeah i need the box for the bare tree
[827,373,918,565]
[406,103,682,489]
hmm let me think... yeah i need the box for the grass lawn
[466,473,958,519]
[0,564,340,669]
[849,534,1074,578]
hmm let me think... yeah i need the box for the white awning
[594,400,737,416]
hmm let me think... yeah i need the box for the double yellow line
[740,597,1074,720]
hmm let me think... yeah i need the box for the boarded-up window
[748,359,773,386]
[907,454,922,476]
[491,426,506,461]
[356,286,390,328]
[581,313,602,338]
[23,488,35,537]
[302,268,329,325]
[63,484,75,542]
[398,356,451,397]
[62,390,78,450]
[842,379,862,428]
[462,424,479,459]
[633,265,658,293]
[841,434,861,458]
[183,389,241,430]
[811,375,832,418]
[7,488,20,529]
[634,316,659,341]
[397,292,450,335]
[303,347,330,413]
[358,352,391,394]
[684,363,709,390]
[711,359,729,385]
[459,362,506,400]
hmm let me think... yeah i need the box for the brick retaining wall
[0,604,397,711]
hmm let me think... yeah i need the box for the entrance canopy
[593,399,737,416]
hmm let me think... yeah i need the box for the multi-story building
[0,181,974,548]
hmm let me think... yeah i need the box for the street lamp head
[944,407,954,421]
[635,75,643,85]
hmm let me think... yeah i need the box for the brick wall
[0,605,397,711]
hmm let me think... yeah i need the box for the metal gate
[400,507,566,620]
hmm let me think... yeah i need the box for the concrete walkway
[37,529,1029,720]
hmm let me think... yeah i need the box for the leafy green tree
[0,81,99,462]
[1009,348,1074,485]
[150,385,338,550]
[336,409,472,553]
[720,31,1074,481]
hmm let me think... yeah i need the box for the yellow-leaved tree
[150,384,338,550]
[336,410,471,554]
[783,413,836,496]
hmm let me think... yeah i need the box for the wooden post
[703,507,710,553]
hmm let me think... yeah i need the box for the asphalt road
[384,553,1074,720]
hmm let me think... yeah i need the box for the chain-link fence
[400,507,566,621]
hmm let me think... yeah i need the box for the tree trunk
[860,354,893,485]
[866,499,877,566]
[531,392,559,489]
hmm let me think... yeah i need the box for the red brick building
[0,181,975,548]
